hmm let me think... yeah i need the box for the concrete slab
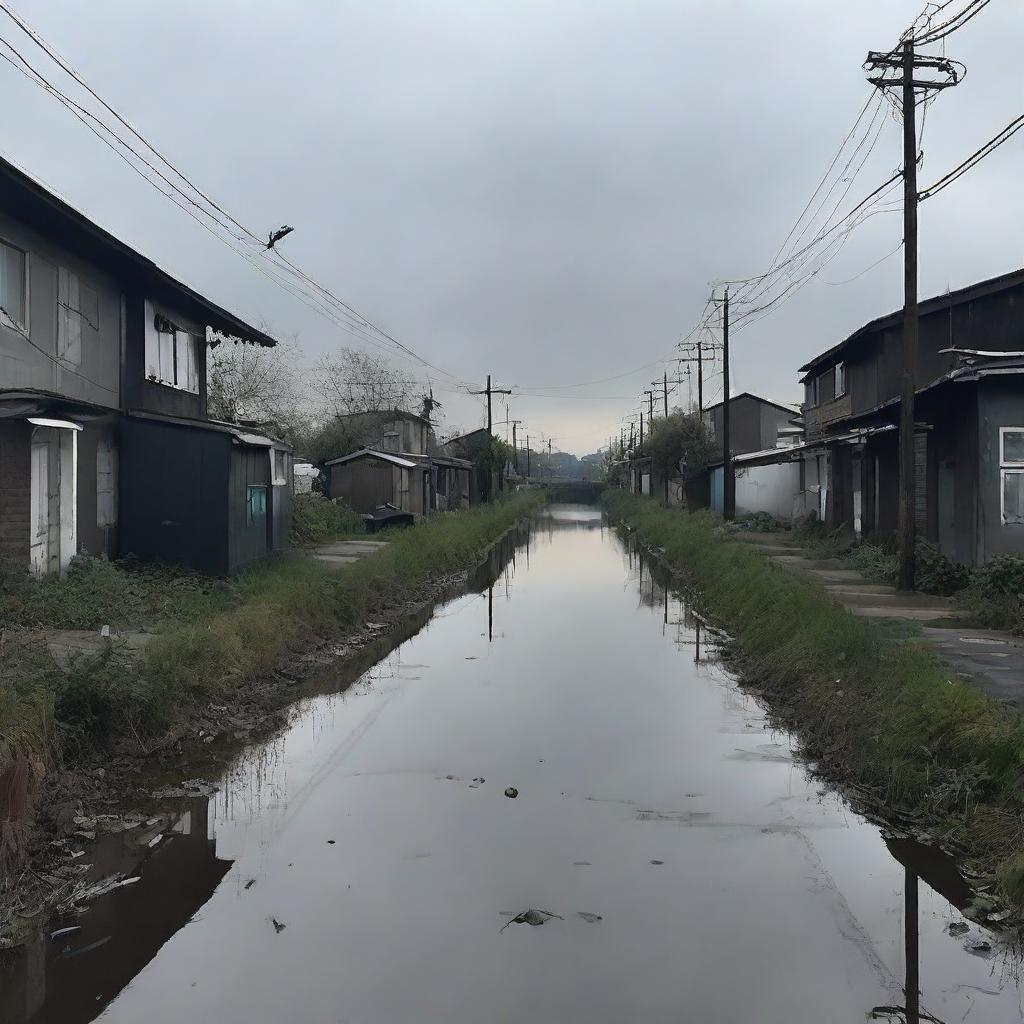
[923,627,1024,707]
[804,568,870,583]
[824,585,899,596]
[829,590,952,610]
[311,538,389,571]
[771,555,850,570]
[848,606,954,621]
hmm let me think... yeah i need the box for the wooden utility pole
[905,867,920,1024]
[644,389,654,423]
[526,434,531,478]
[471,374,512,435]
[548,438,553,482]
[721,289,734,520]
[865,39,959,590]
[510,420,522,474]
[678,336,719,416]
[639,409,644,449]
[663,370,669,417]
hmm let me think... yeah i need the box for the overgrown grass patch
[603,491,1024,902]
[289,492,365,545]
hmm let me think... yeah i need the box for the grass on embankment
[603,491,1024,905]
[1,491,543,760]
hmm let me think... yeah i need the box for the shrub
[914,538,973,596]
[847,543,898,584]
[972,554,1024,601]
[289,492,365,544]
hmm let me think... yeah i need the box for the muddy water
[4,505,1023,1023]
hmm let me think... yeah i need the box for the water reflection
[1,504,1021,1023]
[0,797,228,1023]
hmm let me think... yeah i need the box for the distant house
[0,155,290,576]
[440,427,497,503]
[323,411,471,516]
[702,393,801,515]
[798,266,1024,566]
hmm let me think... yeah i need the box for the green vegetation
[603,490,1024,905]
[289,492,366,545]
[1,490,542,772]
[645,410,715,480]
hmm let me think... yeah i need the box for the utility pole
[719,289,734,520]
[678,335,720,416]
[644,389,654,423]
[471,374,512,436]
[663,370,669,417]
[865,38,960,590]
[526,434,531,479]
[639,408,644,450]
[510,420,522,474]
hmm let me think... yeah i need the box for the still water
[3,505,1022,1022]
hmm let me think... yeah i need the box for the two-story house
[324,410,472,515]
[798,266,1024,566]
[0,154,291,576]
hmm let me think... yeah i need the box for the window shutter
[96,439,117,527]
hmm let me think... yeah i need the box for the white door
[30,439,50,578]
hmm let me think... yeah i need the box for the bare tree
[207,336,305,434]
[312,347,419,417]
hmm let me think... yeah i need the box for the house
[324,411,471,516]
[702,393,801,515]
[439,427,499,503]
[0,154,290,577]
[798,266,1024,566]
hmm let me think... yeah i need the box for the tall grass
[603,491,1024,902]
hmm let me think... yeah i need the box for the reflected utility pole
[488,585,494,643]
[905,867,919,1024]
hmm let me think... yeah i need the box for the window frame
[246,484,268,527]
[999,427,1024,526]
[145,303,201,393]
[0,236,29,333]
[270,449,288,486]
[804,375,818,408]
[834,361,846,398]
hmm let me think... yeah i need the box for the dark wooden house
[798,267,1024,566]
[0,154,289,577]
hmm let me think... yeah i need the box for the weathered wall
[228,445,272,572]
[735,462,802,521]
[0,209,121,410]
[0,418,31,569]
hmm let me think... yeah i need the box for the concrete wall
[0,209,121,410]
[735,462,802,521]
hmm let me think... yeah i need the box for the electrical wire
[919,113,1024,199]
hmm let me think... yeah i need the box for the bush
[914,538,973,596]
[289,492,365,544]
[972,554,1024,601]
[846,543,898,584]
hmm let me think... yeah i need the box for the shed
[119,412,290,574]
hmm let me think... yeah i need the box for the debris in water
[244,879,256,890]
[327,840,336,845]
[967,939,993,956]
[650,860,664,865]
[147,834,163,848]
[572,861,591,866]
[50,926,81,940]
[576,912,603,923]
[504,787,519,799]
[947,921,969,936]
[500,909,562,932]
[272,918,287,933]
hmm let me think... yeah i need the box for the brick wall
[0,419,31,570]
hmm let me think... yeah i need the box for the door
[852,455,863,538]
[30,438,51,577]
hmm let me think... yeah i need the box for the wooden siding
[228,446,272,572]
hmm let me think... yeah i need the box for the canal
[3,505,1021,1022]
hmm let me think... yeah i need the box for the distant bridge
[545,481,606,504]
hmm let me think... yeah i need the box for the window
[246,485,267,526]
[271,449,287,485]
[804,376,818,408]
[1000,428,1024,525]
[97,438,117,527]
[0,239,27,330]
[144,303,200,393]
[435,465,448,496]
[834,361,846,398]
[381,430,400,452]
[57,267,99,367]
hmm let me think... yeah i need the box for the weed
[289,492,365,545]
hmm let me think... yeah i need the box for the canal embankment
[0,490,543,946]
[602,490,1024,914]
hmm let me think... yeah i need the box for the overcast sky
[4,1,1022,454]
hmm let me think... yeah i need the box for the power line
[0,8,478,390]
[919,113,1024,200]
